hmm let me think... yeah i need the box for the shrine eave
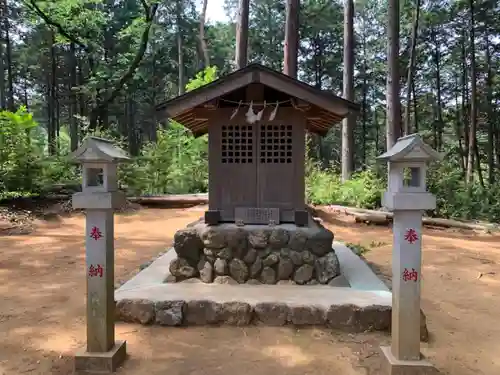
[155,63,360,137]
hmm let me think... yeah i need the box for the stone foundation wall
[168,219,342,285]
[116,299,391,330]
[115,298,428,340]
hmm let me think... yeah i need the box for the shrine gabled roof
[155,63,360,136]
[377,134,442,162]
[71,136,130,163]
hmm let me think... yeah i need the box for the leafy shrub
[427,156,500,222]
[345,242,371,256]
[0,107,44,197]
[120,123,208,195]
[306,162,383,209]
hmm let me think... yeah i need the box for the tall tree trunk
[0,0,5,110]
[199,0,210,68]
[284,0,299,78]
[466,0,477,185]
[460,30,469,170]
[454,74,465,174]
[235,0,249,69]
[23,76,28,109]
[176,0,185,95]
[48,29,57,155]
[307,38,323,164]
[374,106,379,154]
[77,55,86,118]
[341,0,355,181]
[69,42,78,151]
[126,92,139,156]
[412,82,418,131]
[431,100,437,149]
[403,0,420,135]
[4,0,13,111]
[485,31,494,185]
[150,13,158,142]
[474,138,485,189]
[431,26,444,150]
[361,35,368,167]
[495,111,500,171]
[386,0,401,150]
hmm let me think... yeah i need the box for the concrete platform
[117,282,390,306]
[115,241,394,329]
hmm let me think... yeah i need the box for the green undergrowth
[345,242,371,256]
[1,104,500,224]
[345,240,388,257]
[306,164,383,209]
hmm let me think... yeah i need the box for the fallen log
[421,216,496,231]
[128,194,209,207]
[348,210,497,232]
[353,212,391,226]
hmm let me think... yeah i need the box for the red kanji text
[402,268,418,282]
[88,264,104,278]
[404,228,418,244]
[90,226,103,241]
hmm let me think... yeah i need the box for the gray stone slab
[118,249,176,291]
[333,241,390,292]
[114,241,393,330]
[116,242,391,299]
[116,282,391,308]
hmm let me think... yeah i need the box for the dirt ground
[0,205,498,375]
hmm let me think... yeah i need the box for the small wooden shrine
[156,63,359,226]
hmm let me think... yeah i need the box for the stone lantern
[376,134,442,374]
[71,137,129,374]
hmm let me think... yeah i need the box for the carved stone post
[377,134,441,374]
[71,137,129,374]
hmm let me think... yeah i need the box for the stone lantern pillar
[71,137,129,374]
[376,134,442,375]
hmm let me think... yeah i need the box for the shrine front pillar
[71,137,129,374]
[376,134,442,375]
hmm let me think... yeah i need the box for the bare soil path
[0,206,498,375]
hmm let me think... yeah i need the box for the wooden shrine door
[211,119,302,223]
[256,123,296,222]
[216,123,258,221]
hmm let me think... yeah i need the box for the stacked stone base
[168,218,342,285]
[115,299,428,338]
[116,299,391,330]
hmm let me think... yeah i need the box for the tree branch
[94,2,159,112]
[25,0,96,72]
[25,0,90,53]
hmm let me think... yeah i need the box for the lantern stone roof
[377,134,442,162]
[155,63,360,137]
[71,136,129,163]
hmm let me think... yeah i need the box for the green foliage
[428,157,500,222]
[345,242,371,256]
[306,162,383,209]
[4,0,500,227]
[121,124,208,195]
[0,107,43,197]
[0,107,79,199]
[185,66,219,92]
[117,67,217,195]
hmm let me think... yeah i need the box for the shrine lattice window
[221,124,253,164]
[259,124,293,164]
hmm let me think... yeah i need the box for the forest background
[0,0,499,222]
